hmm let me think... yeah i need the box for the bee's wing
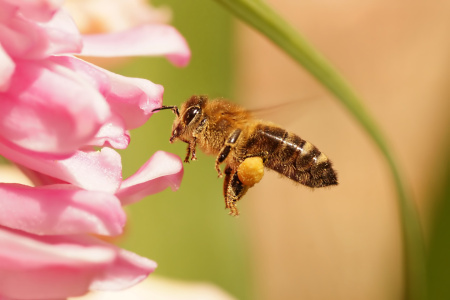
[247,95,325,125]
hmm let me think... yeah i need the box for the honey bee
[152,95,338,216]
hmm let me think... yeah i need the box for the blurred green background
[117,1,252,299]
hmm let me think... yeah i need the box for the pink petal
[106,71,164,130]
[80,24,191,67]
[54,55,164,130]
[0,144,122,193]
[2,0,63,22]
[0,46,14,92]
[0,183,125,236]
[90,247,157,291]
[117,151,183,205]
[36,8,83,55]
[55,148,123,193]
[106,70,164,130]
[0,58,110,157]
[89,116,130,149]
[0,228,156,299]
[0,6,81,59]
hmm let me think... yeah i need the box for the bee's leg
[183,145,191,163]
[179,137,194,163]
[223,165,249,216]
[223,166,232,207]
[190,118,208,161]
[215,129,242,178]
[189,137,197,161]
[215,145,230,178]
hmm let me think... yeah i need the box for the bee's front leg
[189,137,197,161]
[223,165,249,216]
[183,144,191,163]
[180,137,196,163]
[190,118,207,162]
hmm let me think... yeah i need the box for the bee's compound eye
[183,107,200,124]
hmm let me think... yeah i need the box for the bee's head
[152,95,208,143]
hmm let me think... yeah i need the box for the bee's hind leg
[223,165,249,216]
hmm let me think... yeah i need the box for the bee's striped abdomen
[247,124,338,187]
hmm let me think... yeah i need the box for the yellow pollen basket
[237,157,264,187]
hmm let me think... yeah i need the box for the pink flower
[0,0,190,299]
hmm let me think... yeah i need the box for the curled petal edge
[117,151,184,205]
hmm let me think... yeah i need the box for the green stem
[213,0,426,299]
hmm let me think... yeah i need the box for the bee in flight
[152,95,338,216]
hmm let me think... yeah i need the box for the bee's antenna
[152,105,179,117]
